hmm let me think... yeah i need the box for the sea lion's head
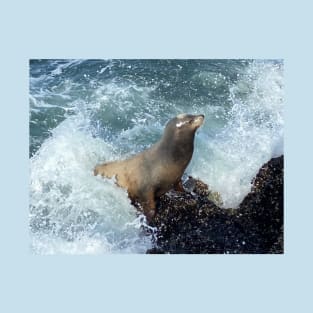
[162,113,204,146]
[174,113,204,131]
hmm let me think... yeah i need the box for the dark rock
[146,155,284,254]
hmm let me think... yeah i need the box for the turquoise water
[29,59,284,254]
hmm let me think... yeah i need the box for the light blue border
[1,1,312,312]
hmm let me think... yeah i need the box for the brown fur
[94,113,204,221]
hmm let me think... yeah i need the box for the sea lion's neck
[158,132,195,163]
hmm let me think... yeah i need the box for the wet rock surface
[146,155,284,254]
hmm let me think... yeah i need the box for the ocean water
[29,59,284,254]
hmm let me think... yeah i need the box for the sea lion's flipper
[141,191,157,223]
[174,180,185,192]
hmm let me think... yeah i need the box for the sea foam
[30,114,153,254]
[189,61,284,207]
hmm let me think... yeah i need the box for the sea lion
[94,113,204,221]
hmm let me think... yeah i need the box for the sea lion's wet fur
[94,114,204,221]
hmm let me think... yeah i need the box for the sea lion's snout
[193,114,205,128]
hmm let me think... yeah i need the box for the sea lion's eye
[189,119,193,124]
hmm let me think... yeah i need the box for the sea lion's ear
[175,120,188,128]
[175,113,188,128]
